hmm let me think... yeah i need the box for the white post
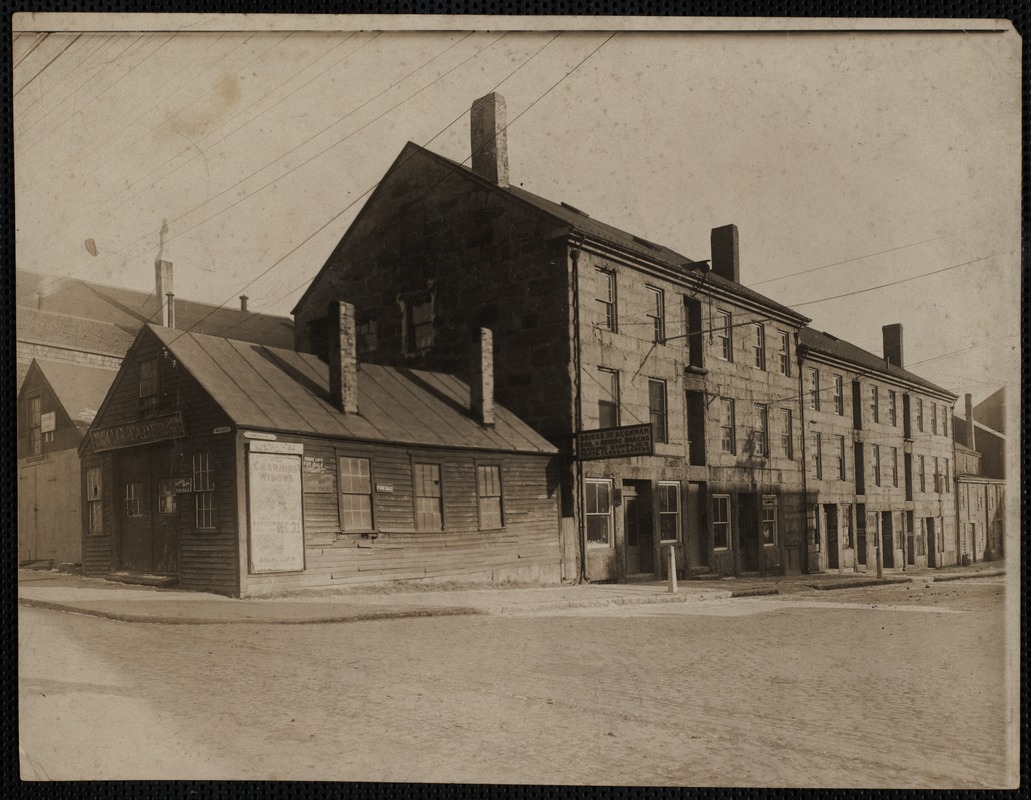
[668,545,678,594]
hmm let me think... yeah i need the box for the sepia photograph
[14,14,1021,787]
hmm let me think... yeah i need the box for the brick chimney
[328,301,359,414]
[155,260,174,328]
[470,327,495,426]
[710,225,740,283]
[964,393,976,450]
[240,295,249,312]
[470,93,509,188]
[882,323,904,368]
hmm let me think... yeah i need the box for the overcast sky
[13,21,1021,406]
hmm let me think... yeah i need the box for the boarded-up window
[414,463,443,530]
[87,467,103,533]
[339,456,373,532]
[193,452,215,529]
[477,465,503,530]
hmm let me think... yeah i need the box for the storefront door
[117,446,179,575]
[825,505,839,570]
[623,482,653,576]
[738,494,760,573]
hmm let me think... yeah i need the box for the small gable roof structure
[20,359,114,429]
[145,325,556,456]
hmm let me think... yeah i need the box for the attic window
[139,358,159,409]
[358,320,378,355]
[403,289,435,354]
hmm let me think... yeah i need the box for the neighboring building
[79,315,561,596]
[971,386,1006,434]
[954,392,1006,563]
[798,326,959,572]
[16,264,294,567]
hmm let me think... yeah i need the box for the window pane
[341,494,373,531]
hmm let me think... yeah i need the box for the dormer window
[139,357,159,409]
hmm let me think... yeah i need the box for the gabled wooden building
[80,307,561,596]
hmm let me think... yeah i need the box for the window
[873,445,881,487]
[753,323,766,370]
[685,299,704,368]
[761,496,778,547]
[942,411,949,438]
[27,394,41,456]
[890,447,899,488]
[87,467,103,534]
[477,464,504,530]
[944,459,950,493]
[124,482,143,517]
[889,391,898,426]
[139,357,159,408]
[414,463,443,531]
[648,380,668,444]
[833,375,844,416]
[810,432,822,479]
[193,452,215,529]
[806,369,820,411]
[357,320,378,355]
[917,398,924,432]
[646,286,665,344]
[597,368,620,429]
[933,457,940,493]
[406,291,435,352]
[157,478,177,515]
[836,435,846,480]
[777,331,791,375]
[720,398,736,454]
[931,403,938,435]
[712,495,731,550]
[754,404,769,458]
[596,269,617,331]
[716,310,733,361]
[842,504,854,549]
[339,456,374,532]
[919,454,926,492]
[869,385,879,423]
[780,408,793,459]
[658,482,680,542]
[585,479,613,546]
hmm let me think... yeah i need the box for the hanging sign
[248,452,305,574]
[577,423,654,461]
[213,426,231,435]
[90,412,185,452]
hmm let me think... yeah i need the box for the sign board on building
[174,478,193,494]
[375,483,394,494]
[41,411,56,433]
[576,423,654,461]
[213,426,231,435]
[243,430,277,441]
[302,455,335,494]
[247,451,305,574]
[249,440,303,455]
[90,412,186,453]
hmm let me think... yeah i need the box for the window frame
[139,356,159,409]
[597,368,620,429]
[811,431,822,480]
[648,379,668,444]
[873,444,881,487]
[657,481,681,543]
[716,310,733,362]
[193,452,216,530]
[760,496,778,547]
[917,398,924,432]
[931,403,938,435]
[754,403,769,458]
[780,408,793,460]
[646,286,665,344]
[476,463,505,531]
[889,391,898,426]
[807,368,820,411]
[712,494,731,550]
[919,454,926,493]
[891,447,899,488]
[777,330,791,376]
[833,374,844,416]
[869,384,879,423]
[753,323,766,370]
[584,478,614,548]
[124,481,143,518]
[836,435,846,481]
[413,462,444,531]
[338,454,375,534]
[595,268,617,332]
[720,397,736,455]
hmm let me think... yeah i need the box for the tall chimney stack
[882,323,904,368]
[155,260,174,327]
[328,301,359,415]
[710,225,740,283]
[470,93,509,188]
[470,327,495,427]
[964,393,976,450]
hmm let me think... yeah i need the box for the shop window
[754,404,769,458]
[780,408,793,459]
[124,482,143,517]
[193,452,216,529]
[27,393,41,456]
[658,482,680,542]
[87,467,103,534]
[761,496,778,547]
[339,456,373,532]
[720,398,736,454]
[585,479,613,547]
[595,269,617,332]
[646,286,665,344]
[777,330,790,376]
[807,506,820,550]
[716,310,733,361]
[753,323,766,370]
[414,463,443,531]
[712,495,731,550]
[598,368,620,429]
[648,379,668,444]
[157,478,177,514]
[833,375,844,416]
[139,357,159,409]
[477,464,504,530]
[807,369,820,411]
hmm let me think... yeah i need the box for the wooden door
[623,482,653,576]
[118,449,152,573]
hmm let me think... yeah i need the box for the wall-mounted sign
[174,478,193,494]
[243,430,277,441]
[302,455,335,494]
[213,426,231,435]
[249,440,303,455]
[91,412,186,453]
[41,412,56,433]
[576,423,654,461]
[248,452,305,574]
[375,483,394,494]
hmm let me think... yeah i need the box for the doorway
[825,505,839,570]
[880,511,895,569]
[623,481,653,576]
[738,494,761,573]
[926,517,937,568]
[686,482,707,568]
[117,445,179,575]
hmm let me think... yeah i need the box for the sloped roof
[32,360,115,426]
[150,326,556,455]
[800,327,957,399]
[17,269,294,351]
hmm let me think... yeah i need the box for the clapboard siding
[80,452,114,575]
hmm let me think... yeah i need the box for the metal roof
[150,326,557,455]
[799,327,957,399]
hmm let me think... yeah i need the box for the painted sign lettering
[248,452,304,574]
[90,412,186,453]
[577,423,654,461]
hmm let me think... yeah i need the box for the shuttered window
[414,463,443,531]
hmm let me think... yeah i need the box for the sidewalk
[17,561,1006,626]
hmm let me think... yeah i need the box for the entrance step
[106,571,179,589]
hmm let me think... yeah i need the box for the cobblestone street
[19,577,1012,787]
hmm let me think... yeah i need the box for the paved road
[19,578,1013,786]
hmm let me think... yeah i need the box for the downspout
[796,334,810,575]
[571,236,588,583]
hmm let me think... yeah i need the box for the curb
[493,587,780,615]
[930,569,1006,583]
[809,578,912,591]
[17,597,484,626]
